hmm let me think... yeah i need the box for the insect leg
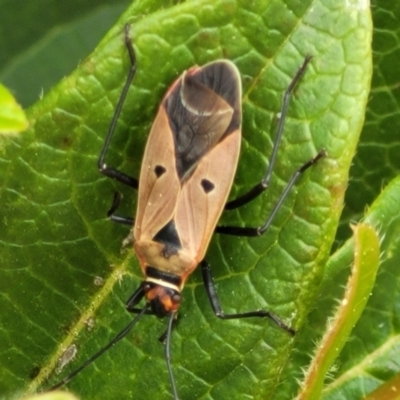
[107,191,135,225]
[46,299,150,391]
[216,149,325,237]
[225,55,312,210]
[98,24,138,189]
[125,283,155,315]
[201,260,295,335]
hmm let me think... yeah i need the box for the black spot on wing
[201,179,215,193]
[154,165,166,178]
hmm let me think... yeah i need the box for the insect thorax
[135,240,198,287]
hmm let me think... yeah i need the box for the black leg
[124,284,156,315]
[216,150,325,237]
[46,300,150,391]
[107,192,135,226]
[201,261,295,335]
[98,24,139,189]
[225,55,312,210]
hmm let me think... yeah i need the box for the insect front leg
[98,24,139,189]
[201,260,295,335]
[125,283,154,315]
[45,289,150,392]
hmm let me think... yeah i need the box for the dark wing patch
[164,61,241,182]
[194,61,241,135]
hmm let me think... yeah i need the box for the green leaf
[23,391,78,400]
[276,0,400,398]
[279,176,400,399]
[337,0,400,242]
[0,0,130,108]
[321,177,400,400]
[297,223,380,400]
[0,1,371,400]
[0,83,28,134]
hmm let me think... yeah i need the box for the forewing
[135,60,242,261]
[134,107,180,241]
[171,60,242,260]
[175,129,241,261]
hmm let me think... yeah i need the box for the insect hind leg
[218,55,325,237]
[224,55,313,210]
[98,24,138,189]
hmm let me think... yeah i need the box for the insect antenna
[46,302,150,391]
[164,312,178,400]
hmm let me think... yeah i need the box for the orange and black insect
[48,25,324,399]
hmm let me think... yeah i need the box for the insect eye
[201,179,215,193]
[154,165,166,177]
[143,282,152,292]
[171,293,182,304]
